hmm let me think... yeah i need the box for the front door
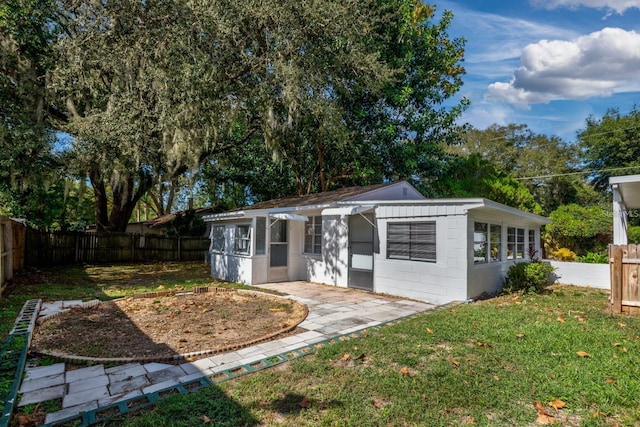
[348,214,374,291]
[268,219,288,282]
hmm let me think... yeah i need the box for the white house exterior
[204,182,550,305]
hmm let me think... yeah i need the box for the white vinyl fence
[546,260,609,289]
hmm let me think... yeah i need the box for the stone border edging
[33,288,308,365]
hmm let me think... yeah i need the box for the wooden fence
[0,217,26,295]
[610,244,640,314]
[25,230,210,266]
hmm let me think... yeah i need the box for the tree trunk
[89,167,110,232]
[90,167,153,232]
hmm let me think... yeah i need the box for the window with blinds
[387,222,436,262]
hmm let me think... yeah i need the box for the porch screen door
[269,220,288,281]
[348,214,374,291]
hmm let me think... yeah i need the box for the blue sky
[436,0,640,141]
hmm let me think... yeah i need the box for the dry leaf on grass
[340,353,351,361]
[548,398,566,412]
[426,328,434,334]
[200,415,211,424]
[450,359,461,367]
[298,396,311,408]
[576,350,591,358]
[534,401,555,424]
[400,366,411,376]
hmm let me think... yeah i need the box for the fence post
[611,245,623,314]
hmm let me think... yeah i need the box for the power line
[514,165,640,181]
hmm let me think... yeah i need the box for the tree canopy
[40,0,470,230]
[579,106,640,191]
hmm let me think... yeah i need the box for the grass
[3,264,640,426]
[106,285,640,427]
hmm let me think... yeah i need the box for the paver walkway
[18,281,437,425]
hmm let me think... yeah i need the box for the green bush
[577,251,608,264]
[504,262,556,294]
[628,226,640,244]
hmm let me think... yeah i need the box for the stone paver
[18,281,438,423]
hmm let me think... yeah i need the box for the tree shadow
[263,392,343,416]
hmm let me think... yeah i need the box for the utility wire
[514,165,640,181]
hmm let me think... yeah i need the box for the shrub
[628,226,640,244]
[550,247,577,261]
[577,251,608,264]
[504,261,556,294]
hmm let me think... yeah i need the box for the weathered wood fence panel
[0,217,24,295]
[25,230,209,266]
[609,244,640,314]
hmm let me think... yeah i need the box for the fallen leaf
[621,347,628,353]
[340,353,351,361]
[477,341,490,347]
[450,359,460,367]
[556,316,565,323]
[400,366,411,376]
[618,322,627,328]
[298,396,311,408]
[613,342,621,347]
[515,301,522,305]
[533,401,555,424]
[516,333,525,338]
[534,401,553,417]
[200,415,211,424]
[464,416,475,424]
[492,375,500,381]
[576,351,591,358]
[426,328,434,334]
[605,377,617,384]
[548,398,566,412]
[536,414,555,424]
[372,399,382,409]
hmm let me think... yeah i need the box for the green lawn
[3,264,640,426]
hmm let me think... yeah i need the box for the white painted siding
[304,215,349,286]
[374,206,469,304]
[210,252,253,284]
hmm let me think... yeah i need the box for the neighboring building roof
[143,206,222,229]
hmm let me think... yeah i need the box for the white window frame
[507,227,525,260]
[210,225,225,252]
[304,216,322,255]
[234,225,251,255]
[387,222,436,263]
[475,222,502,264]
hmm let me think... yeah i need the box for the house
[203,181,550,305]
[610,174,640,244]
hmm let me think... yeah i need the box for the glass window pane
[490,224,501,262]
[255,217,266,255]
[474,222,488,264]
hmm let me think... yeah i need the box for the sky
[436,0,640,142]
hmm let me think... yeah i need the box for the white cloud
[531,0,640,14]
[486,27,640,107]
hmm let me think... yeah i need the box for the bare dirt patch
[31,291,307,361]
